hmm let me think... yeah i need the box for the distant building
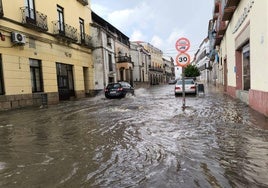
[91,11,134,89]
[193,38,211,82]
[91,12,133,91]
[162,56,175,83]
[135,42,164,85]
[114,35,133,86]
[130,42,150,85]
[91,12,117,91]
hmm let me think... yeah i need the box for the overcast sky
[91,0,214,59]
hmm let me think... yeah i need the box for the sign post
[175,37,191,109]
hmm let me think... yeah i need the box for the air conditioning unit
[11,32,26,44]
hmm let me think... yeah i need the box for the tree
[184,64,200,78]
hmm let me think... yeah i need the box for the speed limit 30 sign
[176,53,190,67]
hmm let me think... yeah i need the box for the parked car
[168,79,177,84]
[174,78,196,95]
[105,81,135,99]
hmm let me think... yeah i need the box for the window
[79,18,85,43]
[108,54,113,71]
[30,59,43,92]
[0,54,4,95]
[57,5,64,33]
[107,35,112,47]
[25,0,35,20]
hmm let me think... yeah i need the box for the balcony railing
[214,35,223,46]
[77,0,88,6]
[149,66,164,73]
[224,0,240,8]
[221,0,240,21]
[78,33,93,48]
[216,18,227,35]
[21,7,48,31]
[52,21,78,42]
[0,0,3,17]
[117,55,132,63]
[222,6,236,21]
[213,0,220,20]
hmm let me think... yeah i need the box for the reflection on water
[0,85,267,188]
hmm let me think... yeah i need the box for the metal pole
[182,67,186,109]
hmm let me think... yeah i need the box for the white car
[174,78,196,95]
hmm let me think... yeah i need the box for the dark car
[168,79,177,84]
[105,81,135,99]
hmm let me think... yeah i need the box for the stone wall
[0,92,59,111]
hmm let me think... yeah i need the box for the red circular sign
[175,37,190,53]
[176,53,190,67]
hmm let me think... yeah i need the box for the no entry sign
[175,37,190,53]
[176,53,190,67]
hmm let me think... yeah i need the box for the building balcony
[222,6,236,21]
[52,21,78,42]
[208,49,218,61]
[117,55,132,63]
[20,7,48,31]
[224,0,240,7]
[78,33,93,48]
[214,35,223,46]
[206,62,213,70]
[221,0,240,21]
[77,0,88,6]
[213,13,219,21]
[213,0,220,20]
[217,20,227,35]
[149,66,164,73]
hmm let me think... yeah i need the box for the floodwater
[0,84,267,188]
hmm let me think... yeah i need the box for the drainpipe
[100,31,106,88]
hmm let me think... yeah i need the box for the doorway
[56,63,75,100]
[242,44,250,91]
[223,58,227,92]
[83,67,89,94]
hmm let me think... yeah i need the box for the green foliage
[184,64,200,77]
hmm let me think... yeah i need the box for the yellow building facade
[115,39,133,86]
[0,0,94,110]
[139,42,164,85]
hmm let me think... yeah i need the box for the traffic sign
[175,37,190,53]
[176,53,190,67]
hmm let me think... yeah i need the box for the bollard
[197,84,205,96]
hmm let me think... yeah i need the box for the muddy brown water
[0,85,267,188]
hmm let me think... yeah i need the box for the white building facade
[91,12,116,92]
[130,42,150,84]
[212,0,268,117]
[194,38,211,83]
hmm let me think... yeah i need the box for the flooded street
[0,84,268,188]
